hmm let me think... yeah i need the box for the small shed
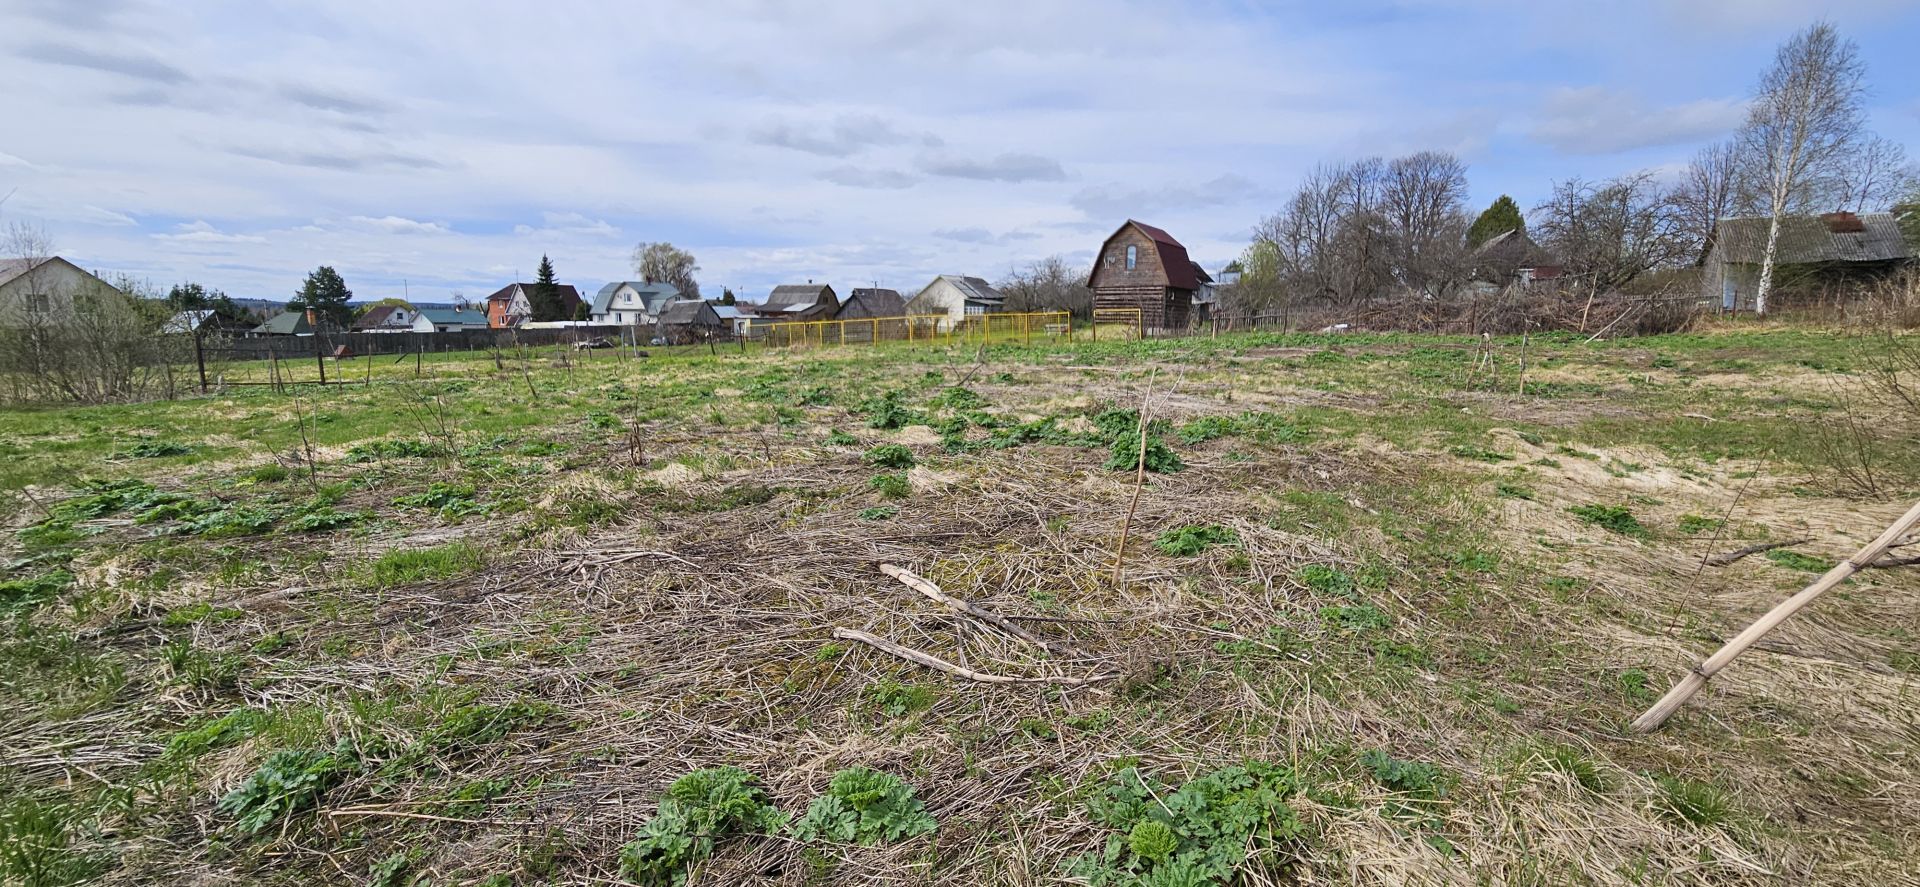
[1704,212,1911,310]
[837,287,907,320]
[657,299,725,343]
[251,311,315,337]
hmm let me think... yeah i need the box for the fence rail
[754,311,1076,348]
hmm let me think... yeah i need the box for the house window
[1125,245,1137,270]
[26,293,51,314]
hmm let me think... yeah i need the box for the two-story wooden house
[1087,220,1208,331]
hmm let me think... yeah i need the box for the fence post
[193,330,208,393]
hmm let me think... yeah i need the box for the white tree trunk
[1754,213,1783,316]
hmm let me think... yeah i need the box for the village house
[656,299,726,343]
[1703,211,1912,310]
[484,282,584,328]
[750,283,839,322]
[589,281,682,326]
[351,304,421,333]
[1087,220,1208,331]
[0,256,122,326]
[837,287,907,320]
[414,305,490,332]
[1470,229,1565,290]
[250,310,318,337]
[905,276,1004,325]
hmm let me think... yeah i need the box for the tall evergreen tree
[1467,195,1525,248]
[289,266,353,328]
[530,254,563,321]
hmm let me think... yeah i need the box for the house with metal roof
[484,282,584,327]
[1087,220,1208,330]
[414,305,491,332]
[589,281,682,326]
[656,299,726,343]
[1703,212,1912,310]
[837,287,907,320]
[905,276,1004,325]
[0,256,122,326]
[749,284,839,322]
[251,310,316,337]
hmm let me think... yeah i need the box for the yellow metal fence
[755,311,1077,348]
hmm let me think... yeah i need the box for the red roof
[1102,220,1202,291]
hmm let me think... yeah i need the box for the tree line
[1237,22,1914,317]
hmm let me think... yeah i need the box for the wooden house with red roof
[1087,220,1209,330]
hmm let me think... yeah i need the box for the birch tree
[1737,23,1867,315]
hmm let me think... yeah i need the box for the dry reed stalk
[831,627,1111,685]
[879,563,1083,657]
[1632,499,1920,732]
[1109,368,1158,588]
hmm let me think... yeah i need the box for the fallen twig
[832,628,1112,686]
[879,563,1084,656]
[1110,368,1158,588]
[1703,538,1812,567]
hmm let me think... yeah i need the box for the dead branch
[878,563,1083,657]
[832,628,1112,686]
[1703,538,1812,567]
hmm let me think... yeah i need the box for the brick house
[484,282,584,328]
[1087,220,1208,330]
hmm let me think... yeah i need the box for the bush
[1072,763,1303,886]
[618,767,787,886]
[790,767,937,845]
[864,444,916,469]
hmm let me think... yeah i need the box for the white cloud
[512,212,620,238]
[1070,174,1259,221]
[916,152,1067,183]
[347,215,447,234]
[151,220,266,244]
[1530,87,1747,155]
[0,151,33,168]
[817,166,918,189]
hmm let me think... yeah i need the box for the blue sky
[3,0,1918,304]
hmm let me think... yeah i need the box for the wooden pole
[1631,500,1920,732]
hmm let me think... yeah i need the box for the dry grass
[3,331,1918,886]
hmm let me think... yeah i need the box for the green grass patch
[1764,549,1829,572]
[1568,504,1649,538]
[1153,524,1239,557]
[369,543,484,587]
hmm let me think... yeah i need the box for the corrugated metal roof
[940,275,1005,305]
[658,299,721,325]
[592,281,681,315]
[1129,221,1201,290]
[840,287,908,318]
[1712,213,1911,265]
[764,283,835,309]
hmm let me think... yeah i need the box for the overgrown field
[3,325,1917,886]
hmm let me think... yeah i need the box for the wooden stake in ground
[1109,368,1159,588]
[1632,500,1920,733]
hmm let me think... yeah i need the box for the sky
[3,0,1919,305]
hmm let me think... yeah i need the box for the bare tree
[1533,172,1690,291]
[1737,23,1867,315]
[630,242,702,299]
[1670,141,1746,265]
[1380,151,1472,298]
[997,255,1092,318]
[1833,135,1916,213]
[0,225,178,403]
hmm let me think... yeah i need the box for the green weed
[1072,763,1303,886]
[1651,775,1734,827]
[369,543,484,587]
[618,767,787,886]
[869,473,911,500]
[790,767,937,845]
[1153,525,1239,557]
[1568,504,1649,538]
[864,444,916,469]
[1764,549,1829,572]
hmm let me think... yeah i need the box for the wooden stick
[1702,538,1812,567]
[879,564,1079,656]
[832,628,1110,685]
[1110,368,1158,587]
[1632,500,1920,732]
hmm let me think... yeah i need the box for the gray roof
[592,281,682,315]
[1712,213,1911,266]
[840,287,907,318]
[937,275,1005,306]
[416,306,488,326]
[658,299,722,326]
[711,305,747,320]
[252,311,312,335]
[0,257,49,288]
[764,283,835,309]
[162,310,215,334]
